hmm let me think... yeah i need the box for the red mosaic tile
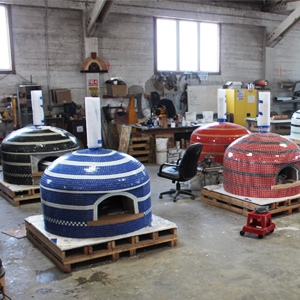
[190,122,249,164]
[223,133,300,198]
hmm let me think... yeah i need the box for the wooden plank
[130,137,150,144]
[132,156,152,163]
[0,190,19,207]
[0,181,15,198]
[32,172,43,177]
[271,181,300,189]
[25,215,178,272]
[128,150,151,155]
[129,143,150,150]
[202,196,250,216]
[201,189,258,210]
[25,220,65,260]
[118,125,132,153]
[0,189,41,206]
[62,235,178,265]
[26,230,71,273]
[201,187,300,217]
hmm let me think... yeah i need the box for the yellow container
[226,89,257,127]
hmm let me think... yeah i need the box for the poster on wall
[88,79,99,95]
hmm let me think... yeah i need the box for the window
[155,18,220,74]
[0,5,14,73]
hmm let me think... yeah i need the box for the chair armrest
[176,157,182,165]
[158,163,177,174]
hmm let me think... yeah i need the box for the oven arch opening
[276,165,299,185]
[97,195,135,218]
[38,156,59,172]
[92,192,140,222]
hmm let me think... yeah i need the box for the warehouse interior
[2,0,300,299]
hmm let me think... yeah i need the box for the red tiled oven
[223,133,300,198]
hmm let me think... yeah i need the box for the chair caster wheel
[159,195,163,199]
[258,235,264,239]
[191,196,195,200]
[270,229,274,233]
[173,199,177,202]
[240,231,245,236]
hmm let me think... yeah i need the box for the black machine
[152,98,177,119]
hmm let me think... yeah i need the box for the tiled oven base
[201,184,300,217]
[25,214,177,273]
[0,175,40,206]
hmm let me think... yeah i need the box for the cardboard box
[106,84,127,97]
[55,89,72,104]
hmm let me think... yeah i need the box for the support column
[84,37,100,97]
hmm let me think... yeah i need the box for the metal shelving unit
[17,84,41,127]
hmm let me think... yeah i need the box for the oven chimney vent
[85,97,102,150]
[31,90,45,126]
[257,91,271,134]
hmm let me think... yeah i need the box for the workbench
[134,125,196,144]
[133,125,198,162]
[245,118,291,135]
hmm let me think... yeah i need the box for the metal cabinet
[17,84,42,127]
[226,89,257,127]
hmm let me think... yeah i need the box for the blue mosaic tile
[41,148,152,238]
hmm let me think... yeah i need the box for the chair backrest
[179,143,203,180]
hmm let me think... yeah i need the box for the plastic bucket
[0,259,5,300]
[203,111,214,123]
[156,150,167,165]
[156,138,168,151]
[186,111,196,123]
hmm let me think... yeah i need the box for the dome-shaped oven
[190,122,249,164]
[40,148,152,238]
[223,133,300,198]
[1,125,79,185]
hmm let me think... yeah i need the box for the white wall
[1,2,300,118]
[0,5,85,110]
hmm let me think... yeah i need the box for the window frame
[0,4,15,74]
[154,17,221,75]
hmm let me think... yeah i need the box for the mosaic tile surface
[40,148,152,238]
[223,133,300,198]
[1,125,79,185]
[190,122,249,164]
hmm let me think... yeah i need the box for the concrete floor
[1,163,300,300]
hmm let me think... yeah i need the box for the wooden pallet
[129,136,153,163]
[201,185,300,217]
[25,214,177,273]
[0,178,40,206]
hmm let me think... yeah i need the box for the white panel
[187,85,220,114]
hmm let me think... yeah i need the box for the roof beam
[87,0,115,37]
[266,1,300,12]
[266,4,300,47]
[0,0,89,10]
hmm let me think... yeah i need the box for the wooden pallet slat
[0,179,40,206]
[201,185,300,217]
[128,136,153,163]
[25,215,177,273]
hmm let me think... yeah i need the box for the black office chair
[157,143,203,202]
